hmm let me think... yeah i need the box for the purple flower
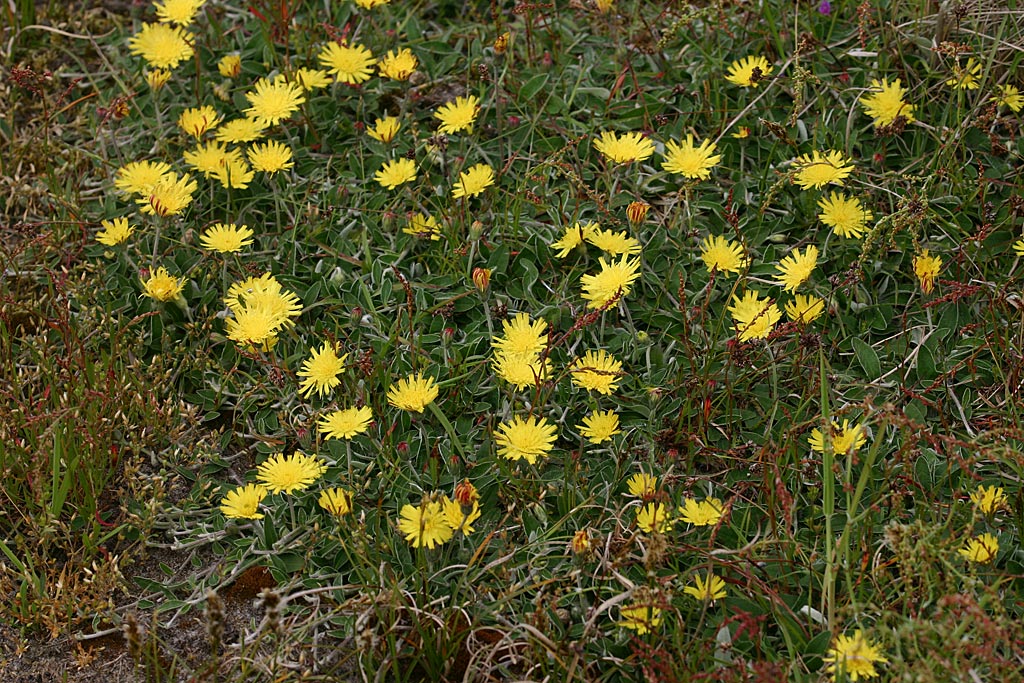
[818,0,831,14]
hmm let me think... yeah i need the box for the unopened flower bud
[472,267,491,292]
[454,479,479,507]
[494,32,510,54]
[469,220,485,241]
[626,201,650,225]
[571,529,591,554]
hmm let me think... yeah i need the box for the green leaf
[851,338,881,379]
[519,73,550,102]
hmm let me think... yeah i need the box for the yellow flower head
[452,163,495,198]
[211,156,254,189]
[580,256,642,309]
[353,0,390,8]
[138,172,198,216]
[492,351,551,390]
[570,528,591,554]
[585,227,642,257]
[224,273,302,326]
[128,23,195,70]
[442,496,481,534]
[492,312,548,356]
[823,630,888,682]
[183,141,238,177]
[635,502,673,533]
[793,150,854,190]
[435,95,480,135]
[225,306,280,348]
[551,221,599,258]
[319,488,353,517]
[785,294,826,324]
[114,160,173,196]
[626,473,657,499]
[387,373,439,412]
[728,290,782,341]
[570,349,624,395]
[141,266,185,302]
[318,41,375,84]
[946,57,982,91]
[577,409,621,444]
[592,130,655,164]
[146,69,172,90]
[96,217,135,246]
[683,572,727,601]
[969,485,1007,515]
[318,406,373,441]
[818,192,873,238]
[220,483,267,519]
[256,451,326,494]
[661,134,721,180]
[398,499,453,549]
[377,48,418,80]
[291,67,331,91]
[809,419,867,455]
[403,213,441,240]
[958,532,999,563]
[375,158,417,190]
[178,105,220,138]
[154,0,205,26]
[298,342,348,398]
[248,140,294,174]
[774,245,818,292]
[367,115,401,143]
[618,602,663,634]
[200,223,253,253]
[678,497,724,526]
[995,84,1023,112]
[700,235,748,275]
[244,76,306,128]
[495,415,557,465]
[860,78,916,127]
[218,54,241,78]
[913,250,941,294]
[725,55,773,87]
[215,117,265,143]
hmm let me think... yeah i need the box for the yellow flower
[570,349,624,395]
[244,76,305,128]
[785,294,826,323]
[699,235,748,275]
[492,312,547,356]
[141,266,185,302]
[860,78,916,127]
[585,227,642,256]
[128,23,195,70]
[683,573,727,601]
[1014,238,1024,256]
[728,290,782,341]
[375,158,417,190]
[818,192,873,238]
[570,529,591,554]
[823,630,888,682]
[959,533,999,563]
[946,57,982,91]
[178,106,220,139]
[154,0,205,26]
[551,221,599,258]
[969,485,1007,515]
[96,217,134,246]
[809,419,867,455]
[434,95,480,135]
[732,126,751,139]
[661,134,721,180]
[403,213,441,240]
[218,54,241,78]
[298,342,348,398]
[214,117,265,143]
[200,223,253,253]
[492,351,551,390]
[995,84,1023,112]
[319,488,353,517]
[577,409,621,444]
[592,130,655,164]
[257,451,326,495]
[248,140,294,174]
[292,67,331,91]
[495,415,557,465]
[387,373,439,412]
[774,245,818,292]
[793,150,854,190]
[367,115,401,143]
[220,483,267,519]
[442,496,481,534]
[913,250,941,294]
[635,502,673,533]
[626,473,657,498]
[183,141,240,177]
[353,0,390,8]
[678,497,724,526]
[114,160,172,196]
[725,55,773,87]
[225,306,280,348]
[318,41,375,85]
[211,157,254,189]
[377,48,417,80]
[398,499,453,549]
[580,256,642,309]
[146,69,172,90]
[138,172,198,216]
[452,163,495,198]
[618,602,662,634]
[224,273,302,324]
[319,406,373,440]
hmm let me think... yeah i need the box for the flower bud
[454,479,479,507]
[472,267,491,292]
[571,529,591,554]
[626,201,650,225]
[469,220,485,241]
[494,32,510,54]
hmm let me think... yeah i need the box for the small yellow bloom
[946,57,982,91]
[398,499,452,549]
[367,115,401,143]
[318,41,375,85]
[823,630,888,682]
[298,342,347,398]
[860,78,916,127]
[292,67,331,91]
[146,69,172,90]
[958,533,999,563]
[576,409,621,444]
[808,419,867,455]
[434,95,480,135]
[618,602,662,634]
[200,223,253,253]
[247,140,294,174]
[375,158,417,190]
[256,451,326,495]
[377,48,418,80]
[178,105,221,139]
[318,406,373,440]
[774,245,818,292]
[626,473,657,498]
[785,294,826,323]
[995,84,1023,112]
[551,221,598,258]
[683,572,727,601]
[969,485,1008,515]
[725,55,773,88]
[728,290,782,341]
[792,150,854,190]
[319,488,353,516]
[913,250,941,294]
[141,266,185,302]
[96,217,135,246]
[218,54,241,78]
[699,235,748,275]
[387,373,439,413]
[635,502,673,533]
[661,134,721,180]
[678,497,724,526]
[452,163,495,198]
[592,130,655,164]
[220,483,267,519]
